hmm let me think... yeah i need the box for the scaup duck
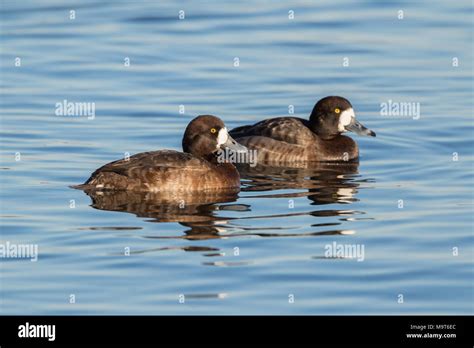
[74,115,247,192]
[229,96,375,163]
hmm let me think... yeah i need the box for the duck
[73,115,247,192]
[229,96,376,163]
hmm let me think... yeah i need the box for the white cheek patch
[217,127,229,147]
[338,108,355,132]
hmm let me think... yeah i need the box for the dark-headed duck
[74,115,247,192]
[230,96,375,163]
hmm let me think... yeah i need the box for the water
[1,0,473,314]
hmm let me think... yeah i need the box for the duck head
[182,115,247,159]
[309,96,376,140]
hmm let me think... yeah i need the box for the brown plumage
[73,115,245,192]
[233,118,359,162]
[230,96,375,163]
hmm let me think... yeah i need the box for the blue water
[1,0,473,314]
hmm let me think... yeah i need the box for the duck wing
[79,150,211,191]
[230,117,315,145]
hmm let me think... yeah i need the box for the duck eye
[334,108,341,114]
[210,128,217,134]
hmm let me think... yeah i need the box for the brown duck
[73,115,247,192]
[230,96,376,163]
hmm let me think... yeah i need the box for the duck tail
[70,183,88,190]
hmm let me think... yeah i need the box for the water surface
[1,0,473,314]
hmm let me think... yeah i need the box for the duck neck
[316,135,359,161]
[206,153,238,171]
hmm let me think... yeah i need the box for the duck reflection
[81,188,246,238]
[78,161,369,242]
[237,161,361,205]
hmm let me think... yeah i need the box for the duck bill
[221,134,248,153]
[345,118,376,137]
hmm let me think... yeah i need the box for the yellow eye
[210,128,217,133]
[335,108,341,114]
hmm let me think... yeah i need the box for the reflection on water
[238,161,361,205]
[79,162,366,242]
[83,188,241,223]
[81,188,243,239]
